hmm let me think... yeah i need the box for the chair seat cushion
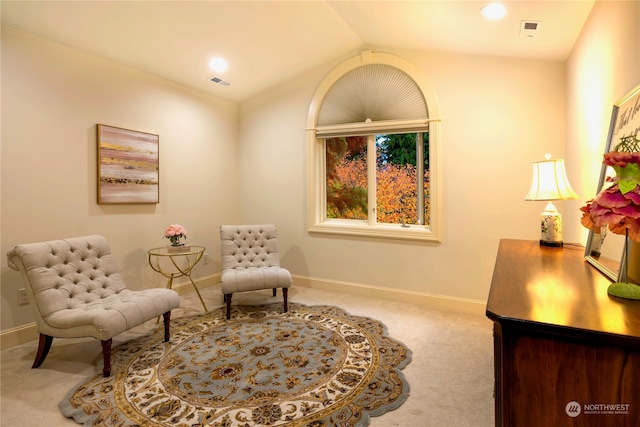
[44,288,180,340]
[221,266,292,294]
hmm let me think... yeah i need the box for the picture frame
[97,124,159,204]
[584,83,640,281]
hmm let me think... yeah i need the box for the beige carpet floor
[0,285,495,426]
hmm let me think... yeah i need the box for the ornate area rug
[60,303,411,426]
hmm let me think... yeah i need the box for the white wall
[238,49,567,306]
[1,27,239,332]
[565,0,640,245]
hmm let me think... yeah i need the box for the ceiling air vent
[520,21,541,38]
[210,76,231,86]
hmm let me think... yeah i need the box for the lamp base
[539,202,563,248]
[607,282,640,300]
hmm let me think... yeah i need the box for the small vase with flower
[164,224,190,253]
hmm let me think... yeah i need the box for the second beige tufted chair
[220,224,292,319]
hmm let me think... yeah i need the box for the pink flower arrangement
[164,224,187,246]
[580,135,640,242]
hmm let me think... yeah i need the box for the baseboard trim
[170,273,219,296]
[292,275,487,316]
[0,274,220,351]
[1,273,486,350]
[0,323,39,351]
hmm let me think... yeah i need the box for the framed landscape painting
[97,124,159,204]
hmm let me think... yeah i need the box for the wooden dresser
[486,239,640,427]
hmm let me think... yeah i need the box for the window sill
[308,220,441,243]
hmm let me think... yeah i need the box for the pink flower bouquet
[164,224,188,246]
[580,136,640,243]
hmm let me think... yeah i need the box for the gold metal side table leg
[188,274,208,312]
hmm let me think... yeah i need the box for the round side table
[148,245,208,311]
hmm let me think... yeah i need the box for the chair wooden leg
[32,334,53,369]
[226,293,232,320]
[163,311,171,342]
[273,288,277,297]
[101,339,112,377]
[283,288,288,313]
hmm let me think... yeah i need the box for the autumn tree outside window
[326,132,429,226]
[306,52,441,242]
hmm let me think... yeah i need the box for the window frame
[306,52,442,242]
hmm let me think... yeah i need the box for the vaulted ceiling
[1,1,595,103]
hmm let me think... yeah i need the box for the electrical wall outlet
[18,288,29,305]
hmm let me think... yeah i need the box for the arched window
[306,51,441,241]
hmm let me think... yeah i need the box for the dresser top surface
[486,239,640,340]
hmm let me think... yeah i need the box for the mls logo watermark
[565,401,581,418]
[565,400,631,418]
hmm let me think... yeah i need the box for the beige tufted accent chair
[220,225,292,319]
[7,234,181,377]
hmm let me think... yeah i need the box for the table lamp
[525,154,579,246]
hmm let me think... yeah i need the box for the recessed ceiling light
[480,3,507,20]
[208,57,228,73]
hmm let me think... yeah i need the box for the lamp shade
[524,159,578,201]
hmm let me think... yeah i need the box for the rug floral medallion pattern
[60,303,412,426]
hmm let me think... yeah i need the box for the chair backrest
[220,225,282,271]
[7,235,128,325]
